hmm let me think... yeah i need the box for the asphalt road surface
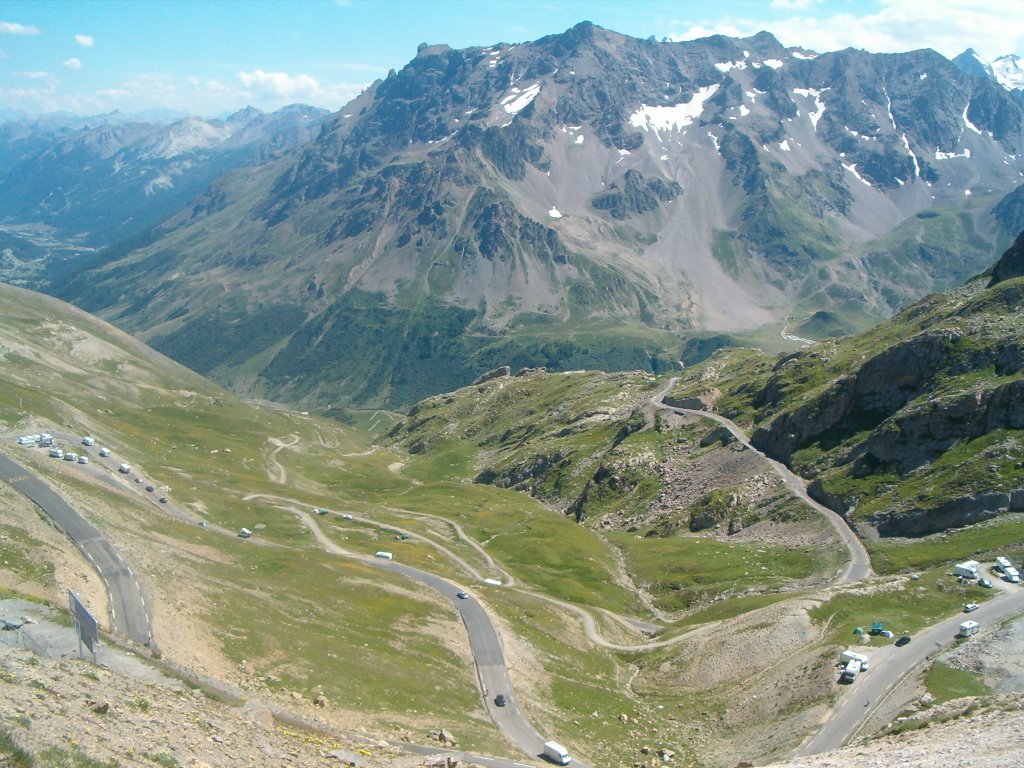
[654,379,871,583]
[0,450,151,646]
[376,562,586,766]
[795,576,1024,755]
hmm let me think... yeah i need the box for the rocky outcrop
[868,492,1010,537]
[988,228,1024,286]
[750,328,990,464]
[846,380,1024,476]
[472,365,511,385]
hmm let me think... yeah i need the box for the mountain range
[7,23,1024,411]
[0,103,328,248]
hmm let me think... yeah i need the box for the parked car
[457,592,469,600]
[964,603,979,613]
[895,635,912,647]
[159,497,168,504]
[77,456,89,464]
[979,578,993,588]
[494,694,507,707]
[145,485,154,492]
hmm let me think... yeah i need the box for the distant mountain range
[0,104,329,246]
[952,48,1024,94]
[8,23,1024,410]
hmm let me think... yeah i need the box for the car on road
[964,603,979,613]
[457,591,469,600]
[895,635,912,647]
[99,448,111,457]
[135,477,143,483]
[494,694,507,707]
[146,485,154,492]
[77,456,89,464]
[159,497,168,504]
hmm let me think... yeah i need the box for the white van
[543,741,571,765]
[77,455,89,464]
[82,437,95,446]
[48,448,64,459]
[237,528,252,538]
[375,551,394,560]
[63,452,78,462]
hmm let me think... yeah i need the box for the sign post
[69,591,98,663]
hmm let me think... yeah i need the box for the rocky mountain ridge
[0,103,328,246]
[30,23,1024,409]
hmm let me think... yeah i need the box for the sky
[2,0,1023,118]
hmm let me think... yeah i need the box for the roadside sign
[69,591,98,658]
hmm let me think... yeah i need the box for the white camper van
[543,741,571,765]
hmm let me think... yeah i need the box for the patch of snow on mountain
[919,72,928,80]
[708,132,719,151]
[935,147,971,160]
[992,54,1024,90]
[779,139,791,151]
[962,104,982,134]
[792,51,816,60]
[618,148,631,156]
[739,104,750,117]
[763,59,784,68]
[715,60,747,73]
[792,88,827,130]
[842,163,872,186]
[501,83,541,114]
[548,207,562,218]
[629,85,719,135]
[965,189,972,195]
[900,133,920,178]
[884,87,897,130]
[575,134,584,145]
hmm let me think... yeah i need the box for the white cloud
[770,0,822,9]
[14,70,49,79]
[237,68,365,108]
[0,21,40,35]
[667,0,1024,60]
[63,57,82,70]
[75,34,95,48]
[238,69,320,98]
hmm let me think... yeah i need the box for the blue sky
[2,0,1023,117]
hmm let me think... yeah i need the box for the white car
[964,603,979,613]
[77,456,89,464]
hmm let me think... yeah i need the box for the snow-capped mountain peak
[992,53,1024,91]
[953,48,1023,92]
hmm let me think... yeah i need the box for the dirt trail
[264,435,299,484]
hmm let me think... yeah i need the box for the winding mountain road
[0,449,151,646]
[256,500,586,767]
[653,378,872,583]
